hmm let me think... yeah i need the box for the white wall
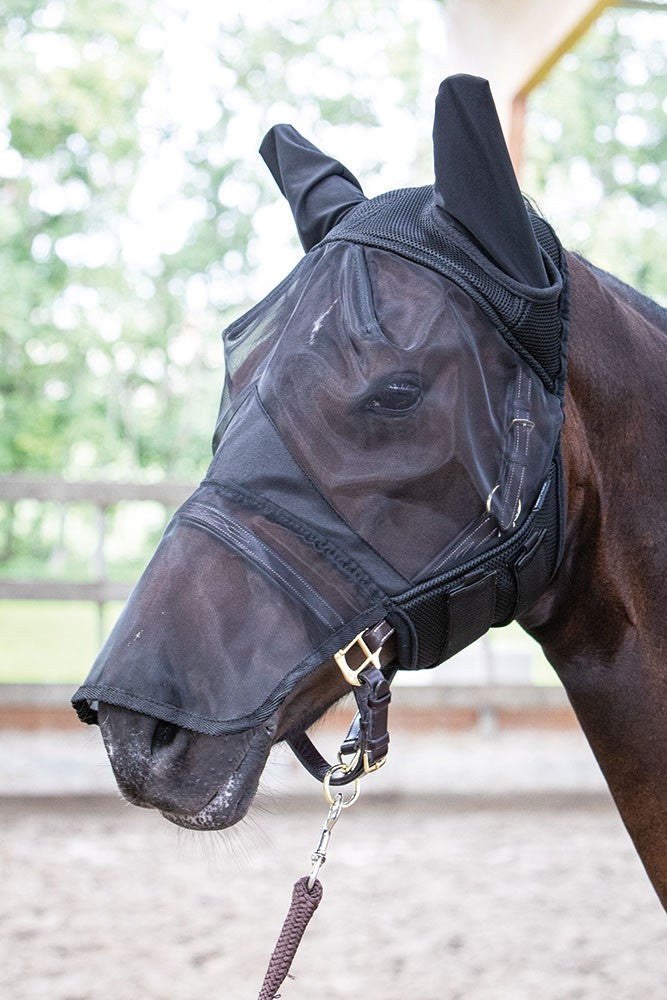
[443,0,612,155]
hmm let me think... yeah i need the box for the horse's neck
[520,252,667,909]
[522,251,667,662]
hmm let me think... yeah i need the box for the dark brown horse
[73,75,667,910]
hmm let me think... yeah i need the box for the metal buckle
[362,750,387,775]
[339,737,387,775]
[333,629,383,687]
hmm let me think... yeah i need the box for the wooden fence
[0,474,568,694]
[0,476,192,642]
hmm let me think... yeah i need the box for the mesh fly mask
[73,75,568,740]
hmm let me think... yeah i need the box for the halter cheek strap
[287,619,396,785]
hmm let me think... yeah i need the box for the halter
[287,618,396,787]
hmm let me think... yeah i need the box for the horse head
[73,75,568,831]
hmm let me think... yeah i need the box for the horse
[72,74,667,910]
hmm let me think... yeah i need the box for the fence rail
[0,580,132,602]
[0,681,573,733]
[0,475,555,693]
[0,476,192,505]
[0,475,193,644]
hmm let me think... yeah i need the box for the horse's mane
[576,254,667,334]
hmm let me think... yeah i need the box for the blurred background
[1,2,666,998]
[1,0,667,685]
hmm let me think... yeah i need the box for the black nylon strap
[442,571,497,660]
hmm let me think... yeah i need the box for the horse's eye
[365,377,422,415]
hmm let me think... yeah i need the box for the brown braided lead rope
[257,876,324,1000]
[257,772,360,999]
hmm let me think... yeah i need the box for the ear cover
[433,74,549,288]
[260,124,367,251]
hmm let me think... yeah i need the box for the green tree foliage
[0,0,160,473]
[524,9,667,304]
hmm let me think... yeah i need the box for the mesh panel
[400,588,450,669]
[324,187,566,390]
[74,485,387,733]
[258,242,563,581]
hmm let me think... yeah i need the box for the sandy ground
[0,792,665,1000]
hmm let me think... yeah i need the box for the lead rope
[256,877,323,1000]
[257,778,359,1000]
[257,622,392,999]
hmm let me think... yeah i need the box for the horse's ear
[433,75,549,288]
[260,124,367,251]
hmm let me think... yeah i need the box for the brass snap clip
[322,761,361,807]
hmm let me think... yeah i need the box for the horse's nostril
[151,719,180,752]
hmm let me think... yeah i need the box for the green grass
[0,601,123,683]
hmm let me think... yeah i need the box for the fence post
[94,504,108,648]
[478,635,499,736]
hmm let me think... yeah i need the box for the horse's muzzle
[97,702,277,829]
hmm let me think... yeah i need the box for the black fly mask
[73,76,568,736]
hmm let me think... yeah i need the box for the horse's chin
[159,757,262,831]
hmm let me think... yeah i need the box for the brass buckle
[333,629,383,687]
[362,750,387,775]
[340,737,387,775]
